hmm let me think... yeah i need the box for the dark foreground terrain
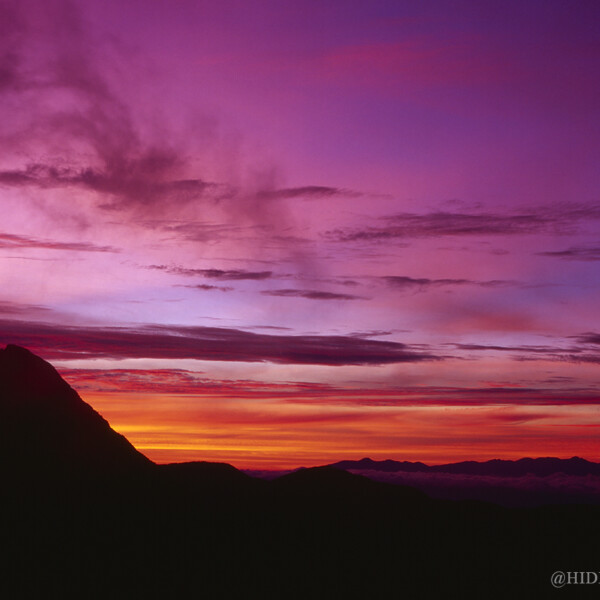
[1,345,598,598]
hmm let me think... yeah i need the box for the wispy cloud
[154,221,253,244]
[452,343,565,354]
[538,246,600,261]
[261,289,366,300]
[0,232,118,252]
[149,265,273,280]
[57,367,600,407]
[180,284,234,292]
[0,300,51,315]
[197,268,273,281]
[327,204,600,243]
[381,276,513,290]
[450,339,600,365]
[60,368,332,397]
[0,162,214,210]
[255,186,358,201]
[282,384,600,407]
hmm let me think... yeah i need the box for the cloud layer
[0,319,437,365]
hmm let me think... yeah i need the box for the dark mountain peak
[274,465,377,499]
[565,456,596,466]
[279,465,360,484]
[2,343,49,363]
[273,465,428,507]
[157,461,263,496]
[0,344,152,478]
[3,343,31,354]
[330,457,429,472]
[3,343,30,355]
[159,460,255,483]
[0,344,69,397]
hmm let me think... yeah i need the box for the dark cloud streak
[149,265,273,280]
[0,319,437,365]
[384,275,470,288]
[180,284,234,292]
[262,289,366,300]
[577,333,600,346]
[538,246,600,261]
[255,186,358,201]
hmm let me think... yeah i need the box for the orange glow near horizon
[82,390,600,470]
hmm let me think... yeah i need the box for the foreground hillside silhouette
[1,344,598,598]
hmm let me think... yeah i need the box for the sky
[1,0,599,468]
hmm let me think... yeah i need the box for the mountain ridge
[329,455,600,477]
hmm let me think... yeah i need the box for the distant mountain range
[329,455,600,477]
[326,455,600,507]
[1,344,599,598]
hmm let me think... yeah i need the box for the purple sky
[1,0,599,467]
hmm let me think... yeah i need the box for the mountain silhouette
[0,344,151,478]
[331,457,431,472]
[1,344,599,599]
[272,465,428,506]
[330,455,600,477]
